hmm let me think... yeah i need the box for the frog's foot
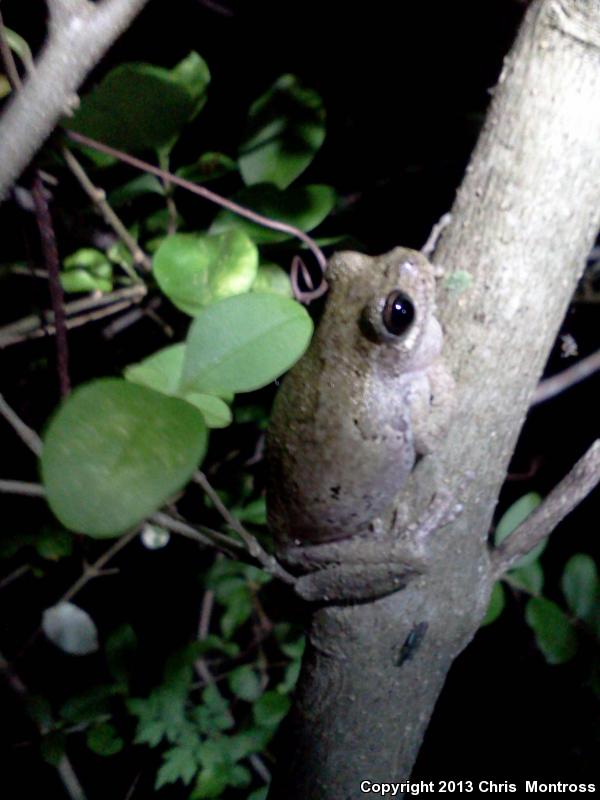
[283,476,471,603]
[280,535,426,604]
[293,561,422,603]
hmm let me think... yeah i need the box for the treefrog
[266,247,457,602]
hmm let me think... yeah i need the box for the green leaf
[226,728,271,761]
[480,582,505,626]
[4,28,34,74]
[86,723,124,756]
[235,498,267,526]
[182,293,313,395]
[508,561,544,595]
[252,691,291,729]
[153,230,258,315]
[221,586,253,639]
[227,666,262,701]
[109,174,164,206]
[196,634,240,658]
[239,74,326,189]
[124,344,185,396]
[561,554,600,623]
[177,152,238,183]
[156,744,199,788]
[278,632,306,660]
[184,394,232,429]
[41,379,207,537]
[193,765,229,799]
[277,659,302,694]
[60,685,120,724]
[251,263,293,297]
[106,624,137,684]
[66,54,210,154]
[41,732,66,767]
[525,597,578,665]
[124,345,232,429]
[35,528,73,561]
[210,184,335,243]
[61,248,113,294]
[495,492,545,567]
[247,788,269,800]
[495,492,542,544]
[229,764,252,788]
[26,695,53,729]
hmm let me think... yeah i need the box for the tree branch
[0,0,150,198]
[532,347,600,405]
[0,393,43,455]
[0,480,45,496]
[31,173,71,396]
[492,440,600,576]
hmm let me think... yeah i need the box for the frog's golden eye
[382,290,415,336]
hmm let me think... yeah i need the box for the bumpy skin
[266,247,455,601]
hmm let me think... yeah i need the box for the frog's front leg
[282,487,463,603]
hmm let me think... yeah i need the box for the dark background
[1,0,598,796]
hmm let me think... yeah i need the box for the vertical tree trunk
[268,2,600,796]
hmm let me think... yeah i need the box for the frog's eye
[382,290,415,336]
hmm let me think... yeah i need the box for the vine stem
[65,130,328,275]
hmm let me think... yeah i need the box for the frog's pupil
[382,290,415,336]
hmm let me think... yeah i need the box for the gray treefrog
[266,247,456,602]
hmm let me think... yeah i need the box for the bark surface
[268,2,600,797]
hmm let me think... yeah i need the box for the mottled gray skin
[266,247,456,601]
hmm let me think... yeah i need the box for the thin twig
[61,146,152,274]
[493,440,600,577]
[0,564,31,591]
[65,130,328,274]
[0,647,88,800]
[532,348,600,405]
[0,479,45,496]
[150,511,243,556]
[60,528,138,604]
[1,287,146,348]
[195,586,216,684]
[193,471,295,584]
[0,393,43,456]
[31,173,71,395]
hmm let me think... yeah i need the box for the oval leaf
[252,690,291,729]
[210,184,336,244]
[251,263,292,297]
[41,379,207,537]
[508,560,544,595]
[66,54,210,154]
[495,492,546,567]
[42,602,99,655]
[480,582,505,627]
[561,554,599,623]
[153,230,258,315]
[525,597,578,665]
[227,666,262,702]
[239,74,326,189]
[125,346,232,428]
[182,293,313,395]
[183,394,232,428]
[124,344,185,396]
